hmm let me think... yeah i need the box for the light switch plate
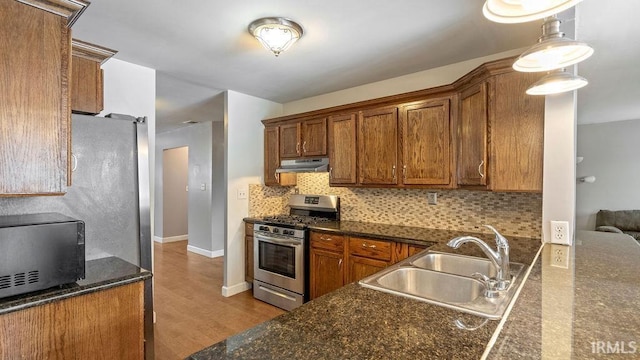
[237,187,248,199]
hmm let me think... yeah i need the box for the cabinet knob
[392,165,396,181]
[402,165,406,180]
[362,242,377,249]
[329,167,333,179]
[478,160,485,179]
[320,236,332,241]
[296,142,301,155]
[274,171,279,181]
[302,141,307,153]
[338,259,343,268]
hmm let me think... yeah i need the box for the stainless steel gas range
[253,194,339,311]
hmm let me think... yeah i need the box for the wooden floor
[153,241,284,360]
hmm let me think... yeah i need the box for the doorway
[161,146,188,242]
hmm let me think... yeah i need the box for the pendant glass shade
[483,0,584,23]
[526,69,588,95]
[513,17,593,72]
[248,17,303,57]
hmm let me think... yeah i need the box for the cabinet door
[245,236,254,282]
[328,114,357,185]
[264,126,296,186]
[301,117,327,157]
[400,98,451,185]
[310,249,344,300]
[71,55,103,115]
[0,1,70,195]
[280,123,301,159]
[458,83,488,186]
[348,256,389,284]
[357,107,399,185]
[489,72,544,192]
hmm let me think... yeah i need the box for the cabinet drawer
[349,237,391,261]
[310,232,344,252]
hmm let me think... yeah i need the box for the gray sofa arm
[596,225,624,234]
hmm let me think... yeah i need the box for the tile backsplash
[249,173,542,238]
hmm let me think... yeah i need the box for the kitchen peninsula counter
[0,256,151,315]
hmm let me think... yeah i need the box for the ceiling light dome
[483,0,584,23]
[248,17,303,57]
[513,17,593,72]
[526,69,588,95]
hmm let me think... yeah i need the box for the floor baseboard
[154,235,188,243]
[187,245,224,258]
[221,282,251,297]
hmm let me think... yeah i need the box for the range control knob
[272,228,280,234]
[283,230,292,235]
[259,226,269,231]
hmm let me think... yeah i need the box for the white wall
[223,91,283,296]
[283,48,524,115]
[576,119,640,230]
[99,58,157,262]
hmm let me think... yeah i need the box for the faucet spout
[447,226,511,291]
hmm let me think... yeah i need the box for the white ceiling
[71,1,639,131]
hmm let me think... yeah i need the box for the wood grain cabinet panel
[400,98,452,185]
[357,107,399,185]
[348,237,392,262]
[310,231,345,253]
[279,123,301,159]
[347,256,389,284]
[310,248,345,300]
[245,222,254,282]
[0,282,144,359]
[301,117,327,157]
[264,126,296,186]
[0,0,71,195]
[458,82,488,187]
[328,114,357,185]
[71,39,116,115]
[489,72,545,192]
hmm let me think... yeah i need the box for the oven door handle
[255,234,301,246]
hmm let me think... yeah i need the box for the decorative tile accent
[249,173,542,238]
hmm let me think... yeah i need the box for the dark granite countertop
[192,222,542,360]
[0,256,151,315]
[489,230,640,359]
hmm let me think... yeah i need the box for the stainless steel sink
[410,251,525,279]
[359,250,527,319]
[374,267,484,304]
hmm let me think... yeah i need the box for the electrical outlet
[550,220,571,245]
[427,192,437,205]
[550,244,570,269]
[237,188,248,200]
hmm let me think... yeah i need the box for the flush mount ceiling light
[483,0,584,23]
[513,16,593,72]
[526,69,588,95]
[248,17,303,57]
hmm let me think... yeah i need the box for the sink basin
[373,267,484,304]
[358,250,528,319]
[410,251,525,279]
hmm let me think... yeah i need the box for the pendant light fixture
[248,17,303,57]
[483,0,584,23]
[525,69,588,95]
[513,16,593,72]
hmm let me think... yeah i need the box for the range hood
[276,158,329,173]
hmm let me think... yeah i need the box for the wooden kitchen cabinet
[458,82,488,187]
[264,126,296,186]
[0,0,76,195]
[328,113,357,185]
[357,107,399,185]
[488,72,544,192]
[309,231,345,299]
[347,256,389,284]
[347,236,392,283]
[0,281,144,359]
[71,39,117,115]
[245,222,254,282]
[399,98,452,186]
[279,117,327,159]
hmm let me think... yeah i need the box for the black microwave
[0,213,85,299]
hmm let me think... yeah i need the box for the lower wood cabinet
[309,231,429,299]
[0,282,144,359]
[245,222,254,282]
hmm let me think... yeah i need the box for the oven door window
[258,241,296,278]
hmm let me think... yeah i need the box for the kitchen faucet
[447,225,511,292]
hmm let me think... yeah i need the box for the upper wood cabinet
[0,0,75,196]
[328,114,357,185]
[71,39,117,115]
[399,98,452,186]
[279,117,327,159]
[264,126,296,186]
[458,82,488,187]
[357,107,399,185]
[488,72,544,192]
